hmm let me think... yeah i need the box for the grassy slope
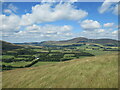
[32,62,60,67]
[2,53,118,88]
[1,40,23,51]
[85,50,113,56]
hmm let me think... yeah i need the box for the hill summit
[39,37,119,45]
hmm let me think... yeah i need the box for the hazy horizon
[1,36,119,43]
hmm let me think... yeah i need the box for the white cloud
[98,0,119,15]
[3,9,12,14]
[0,14,20,37]
[3,24,74,42]
[79,19,118,39]
[20,3,88,25]
[79,28,118,40]
[80,19,101,31]
[98,0,114,14]
[18,24,72,35]
[112,30,118,34]
[104,23,114,27]
[1,2,88,42]
[1,2,118,42]
[98,29,105,32]
[8,3,18,13]
[112,29,120,35]
[112,4,120,15]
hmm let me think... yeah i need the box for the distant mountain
[14,37,120,46]
[40,37,88,45]
[15,42,42,46]
[87,39,119,45]
[0,40,23,51]
[39,37,120,46]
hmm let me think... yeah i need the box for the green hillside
[1,40,23,51]
[15,37,120,47]
[2,53,118,88]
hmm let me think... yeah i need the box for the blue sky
[1,1,119,43]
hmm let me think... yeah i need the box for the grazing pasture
[2,53,118,88]
[1,39,119,88]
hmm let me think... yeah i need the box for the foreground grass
[2,53,118,88]
[32,61,59,67]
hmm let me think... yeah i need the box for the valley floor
[2,52,118,88]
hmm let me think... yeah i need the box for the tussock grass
[2,53,118,88]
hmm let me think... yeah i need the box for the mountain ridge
[1,37,120,46]
[14,37,119,46]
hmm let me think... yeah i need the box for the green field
[32,61,59,67]
[1,39,119,88]
[84,50,113,56]
[2,55,14,59]
[2,61,31,67]
[32,49,48,52]
[2,52,118,88]
[2,44,118,70]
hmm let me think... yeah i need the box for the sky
[0,1,119,43]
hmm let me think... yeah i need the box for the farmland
[1,1,119,88]
[2,53,118,88]
[1,41,119,71]
[1,39,119,88]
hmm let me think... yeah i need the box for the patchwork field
[2,53,118,88]
[2,42,119,70]
[1,39,119,88]
[1,1,120,88]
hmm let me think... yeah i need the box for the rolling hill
[2,52,118,88]
[15,37,120,46]
[40,37,119,45]
[0,40,23,51]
